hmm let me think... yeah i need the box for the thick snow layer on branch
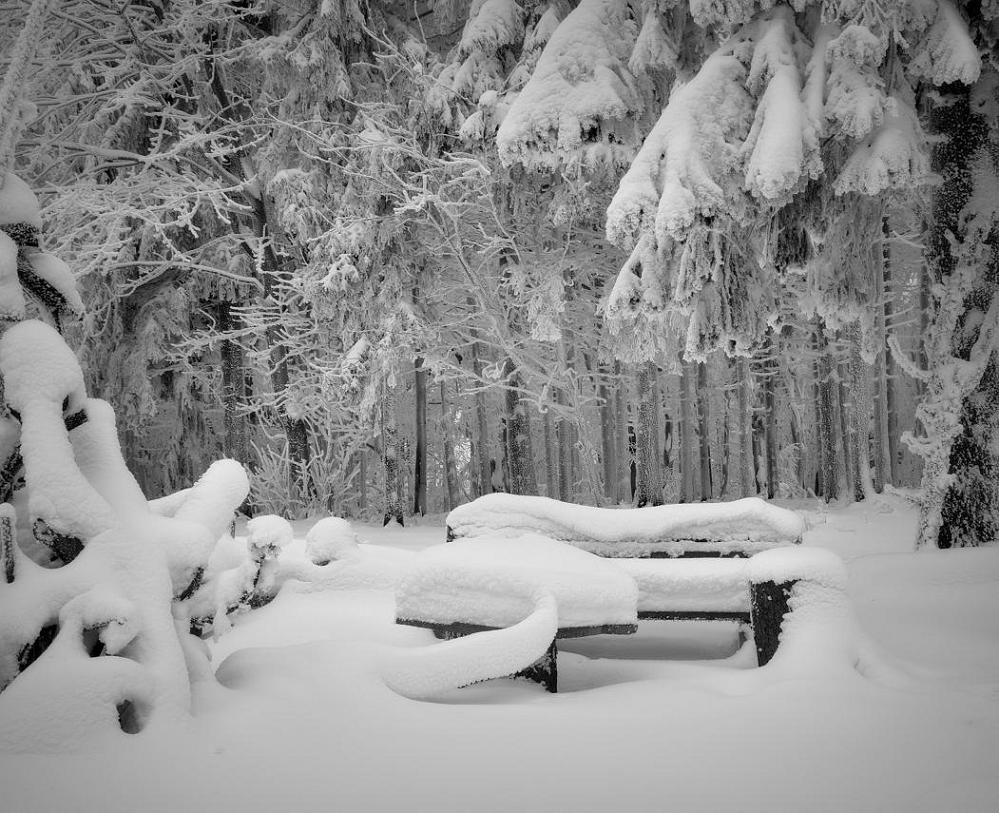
[605,49,749,249]
[27,253,84,315]
[457,0,524,59]
[447,495,805,556]
[825,26,889,140]
[0,231,25,319]
[384,590,558,700]
[0,321,113,538]
[614,558,750,612]
[910,0,981,86]
[396,536,638,630]
[0,173,41,228]
[172,459,248,545]
[305,516,360,565]
[70,399,150,524]
[741,9,819,201]
[833,102,930,196]
[496,0,642,171]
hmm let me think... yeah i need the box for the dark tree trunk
[697,361,713,501]
[502,359,538,496]
[413,357,427,516]
[635,362,664,507]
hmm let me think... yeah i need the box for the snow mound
[246,515,293,556]
[306,517,360,565]
[447,494,805,556]
[397,535,637,630]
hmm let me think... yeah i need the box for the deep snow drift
[1,495,997,813]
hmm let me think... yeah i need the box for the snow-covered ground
[2,495,998,812]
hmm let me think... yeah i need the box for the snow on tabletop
[383,590,558,700]
[27,253,85,315]
[613,558,750,613]
[0,173,41,228]
[746,545,847,589]
[446,494,805,556]
[305,516,359,564]
[396,534,638,630]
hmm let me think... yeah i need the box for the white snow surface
[446,494,805,555]
[614,557,750,613]
[2,498,999,812]
[0,173,41,228]
[396,535,638,630]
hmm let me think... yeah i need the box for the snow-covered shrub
[306,516,360,565]
[0,173,249,748]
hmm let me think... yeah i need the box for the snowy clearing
[0,495,997,812]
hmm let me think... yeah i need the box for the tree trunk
[502,358,538,495]
[697,361,713,501]
[598,372,617,503]
[680,360,697,501]
[815,331,839,502]
[440,381,459,511]
[413,357,427,516]
[217,301,247,466]
[635,362,664,506]
[382,383,404,526]
[615,361,631,502]
[469,332,492,497]
[883,218,901,483]
[543,410,558,497]
[764,358,778,500]
[738,358,755,497]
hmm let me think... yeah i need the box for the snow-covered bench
[393,529,834,694]
[445,494,805,558]
[394,535,639,693]
[391,496,812,692]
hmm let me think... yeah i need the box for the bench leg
[749,579,795,666]
[515,638,558,692]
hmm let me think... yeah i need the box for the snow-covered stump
[747,548,852,668]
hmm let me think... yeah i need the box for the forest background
[3,0,997,550]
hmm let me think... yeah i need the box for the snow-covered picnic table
[390,497,826,695]
[445,494,805,557]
